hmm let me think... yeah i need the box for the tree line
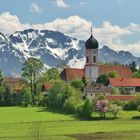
[0,58,140,119]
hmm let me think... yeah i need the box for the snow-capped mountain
[0,29,140,76]
[99,46,140,65]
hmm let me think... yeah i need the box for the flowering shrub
[95,99,109,118]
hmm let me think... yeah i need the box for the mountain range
[0,29,139,76]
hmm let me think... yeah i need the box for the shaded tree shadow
[36,108,119,121]
[132,116,140,120]
[36,107,75,116]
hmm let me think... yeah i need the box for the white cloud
[32,16,92,39]
[30,3,42,13]
[0,12,23,33]
[1,12,140,56]
[55,0,69,8]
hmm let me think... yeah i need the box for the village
[2,29,140,105]
[0,1,140,139]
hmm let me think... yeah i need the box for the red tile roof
[99,65,132,78]
[60,65,132,81]
[109,78,140,87]
[60,68,84,81]
[42,83,54,91]
[106,95,136,101]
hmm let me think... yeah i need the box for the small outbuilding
[41,83,54,95]
[109,78,140,93]
[84,84,112,99]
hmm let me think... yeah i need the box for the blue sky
[1,0,140,26]
[0,0,140,56]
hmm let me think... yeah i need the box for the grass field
[0,107,140,140]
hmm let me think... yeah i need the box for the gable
[42,83,54,91]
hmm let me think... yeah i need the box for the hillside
[0,29,140,76]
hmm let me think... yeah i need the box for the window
[87,56,89,63]
[93,55,96,63]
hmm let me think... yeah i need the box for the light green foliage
[109,104,122,118]
[64,96,79,113]
[22,58,43,105]
[97,94,106,100]
[47,80,71,110]
[137,105,140,112]
[97,71,118,86]
[111,87,120,95]
[47,68,60,80]
[76,99,93,119]
[64,88,83,114]
[107,71,118,78]
[132,70,140,78]
[22,87,32,107]
[71,79,84,89]
[38,72,49,84]
[110,100,126,108]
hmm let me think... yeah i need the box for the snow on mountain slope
[0,29,140,76]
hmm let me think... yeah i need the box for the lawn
[0,107,140,140]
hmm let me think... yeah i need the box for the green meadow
[0,107,140,140]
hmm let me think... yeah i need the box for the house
[109,78,140,93]
[84,84,111,99]
[4,77,24,93]
[41,83,54,95]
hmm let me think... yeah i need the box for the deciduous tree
[22,58,43,105]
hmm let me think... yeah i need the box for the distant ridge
[0,29,140,76]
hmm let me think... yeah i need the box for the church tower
[85,27,99,82]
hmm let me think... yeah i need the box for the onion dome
[85,34,99,49]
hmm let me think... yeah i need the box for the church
[60,29,133,82]
[42,29,140,100]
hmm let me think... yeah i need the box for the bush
[47,80,68,109]
[124,96,140,110]
[120,88,130,95]
[22,87,32,107]
[137,105,140,112]
[110,100,125,109]
[109,104,122,118]
[97,94,106,100]
[47,80,83,111]
[124,100,137,110]
[64,97,79,114]
[95,99,109,118]
[71,79,84,90]
[76,99,93,119]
